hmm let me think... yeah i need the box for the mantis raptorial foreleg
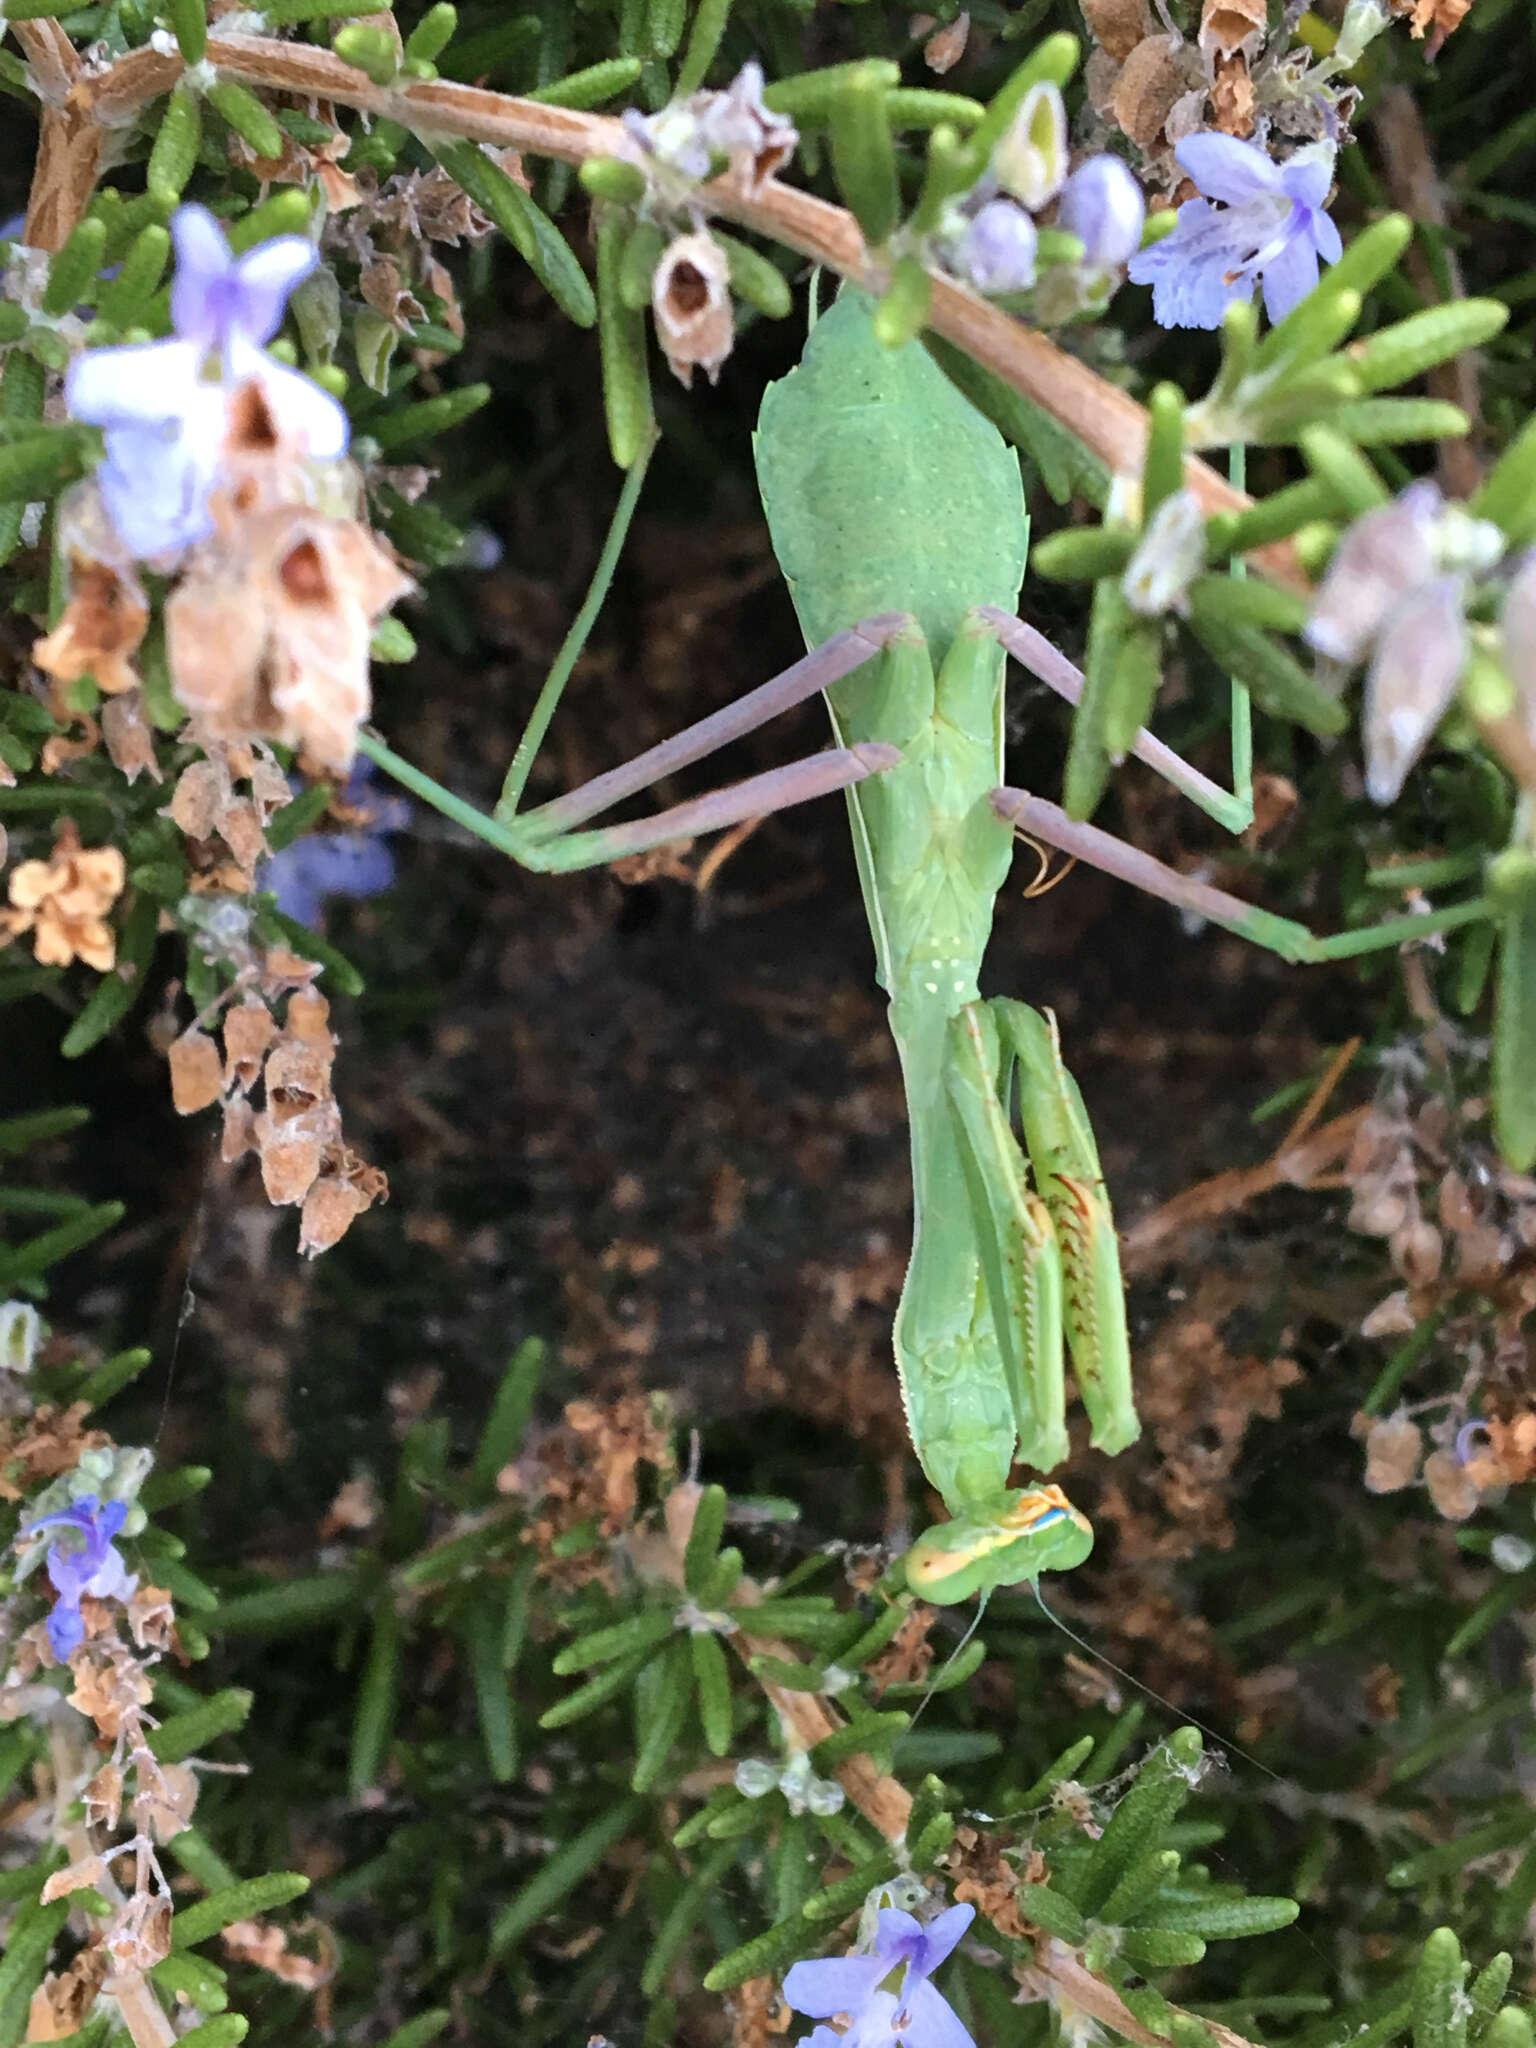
[991,1001,1137,1457]
[942,1004,1069,1474]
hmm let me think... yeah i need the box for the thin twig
[12,17,102,254]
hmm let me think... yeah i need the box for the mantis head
[904,1484,1093,1603]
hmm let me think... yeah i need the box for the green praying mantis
[365,288,1493,1604]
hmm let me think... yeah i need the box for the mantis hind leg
[992,1000,1140,1458]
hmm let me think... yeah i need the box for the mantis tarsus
[365,290,1496,1602]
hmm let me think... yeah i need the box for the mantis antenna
[1029,1582,1287,1789]
[901,1588,994,1744]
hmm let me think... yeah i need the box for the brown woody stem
[11,28,1304,589]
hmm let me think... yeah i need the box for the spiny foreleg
[941,1004,1069,1473]
[991,1000,1140,1459]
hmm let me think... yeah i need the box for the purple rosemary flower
[261,766,410,928]
[1057,154,1147,272]
[783,1904,975,2048]
[1127,133,1341,330]
[961,200,1038,295]
[66,204,348,561]
[18,1494,137,1660]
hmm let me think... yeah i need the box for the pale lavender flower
[1127,133,1341,330]
[961,200,1038,295]
[1303,483,1480,802]
[1362,575,1467,805]
[623,60,796,192]
[1304,481,1442,665]
[1057,154,1146,271]
[18,1494,137,1660]
[66,204,347,561]
[261,765,409,928]
[784,1904,975,2048]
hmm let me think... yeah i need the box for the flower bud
[1362,574,1466,804]
[651,231,734,388]
[1057,153,1146,270]
[1122,489,1206,616]
[1331,0,1393,70]
[961,199,1038,295]
[992,81,1068,211]
[1304,480,1440,666]
[0,1300,41,1375]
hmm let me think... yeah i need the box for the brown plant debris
[950,1828,1048,1940]
[515,1393,677,1577]
[0,1403,108,1500]
[221,1916,337,1993]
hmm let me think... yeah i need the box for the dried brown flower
[0,825,125,971]
[1463,1411,1536,1489]
[100,690,161,785]
[652,232,734,390]
[166,738,291,883]
[1361,1412,1423,1493]
[1388,0,1473,49]
[921,12,970,72]
[67,1644,152,1738]
[1080,0,1154,61]
[140,1759,199,1842]
[84,1762,124,1831]
[1211,51,1256,136]
[32,555,148,703]
[168,1027,224,1115]
[1199,0,1266,58]
[27,1943,109,2041]
[224,998,278,1092]
[299,1160,386,1258]
[167,508,411,772]
[1423,1447,1481,1521]
[127,1582,176,1652]
[103,1891,173,1974]
[1110,36,1195,151]
[867,1605,936,1697]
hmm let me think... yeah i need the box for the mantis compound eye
[904,1487,1094,1603]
